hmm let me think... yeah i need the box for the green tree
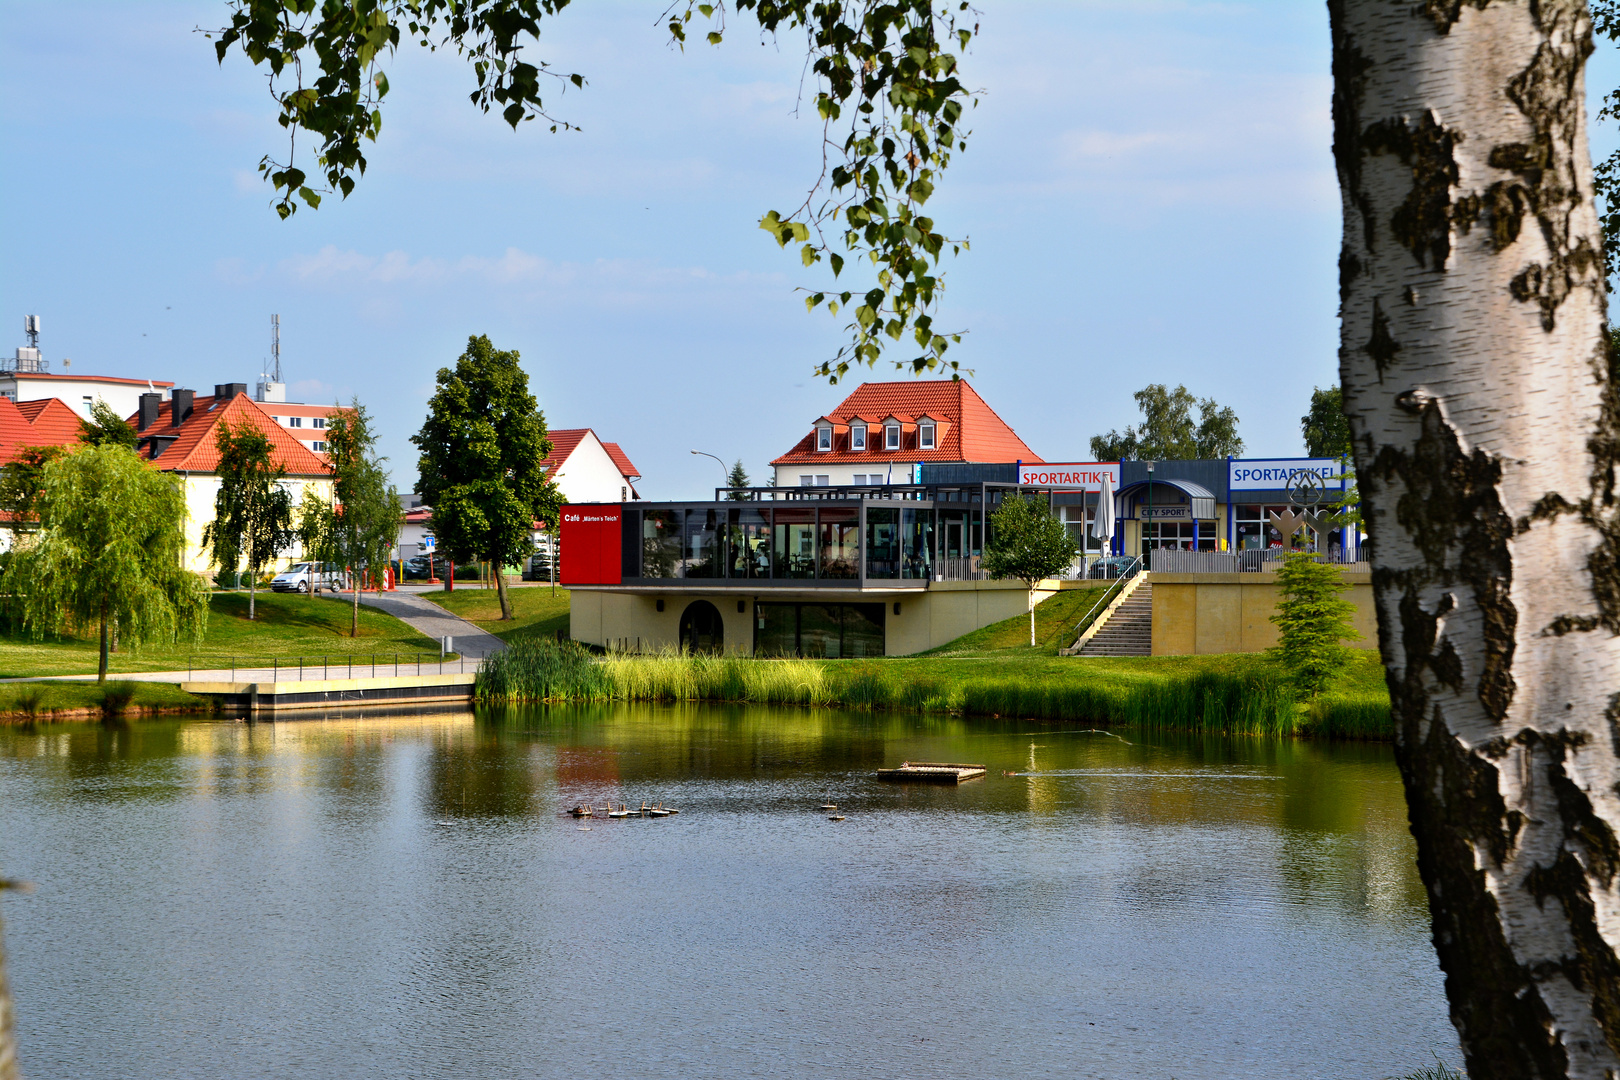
[78,400,137,450]
[0,446,67,539]
[3,445,208,681]
[293,486,334,603]
[1089,384,1244,461]
[1267,552,1359,697]
[981,495,1080,648]
[1301,386,1352,459]
[200,421,295,620]
[412,336,561,621]
[325,401,402,637]
[726,459,750,500]
[210,1,975,382]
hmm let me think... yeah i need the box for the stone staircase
[1076,583,1153,657]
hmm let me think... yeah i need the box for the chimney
[137,393,161,432]
[172,389,194,425]
[214,382,247,402]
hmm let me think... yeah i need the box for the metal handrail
[1069,556,1142,644]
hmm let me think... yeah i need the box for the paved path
[354,591,508,659]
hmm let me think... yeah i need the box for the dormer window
[850,423,867,451]
[885,423,901,451]
[816,423,833,452]
[919,420,936,449]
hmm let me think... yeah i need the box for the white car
[270,562,346,594]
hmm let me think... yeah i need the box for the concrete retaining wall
[1149,567,1376,656]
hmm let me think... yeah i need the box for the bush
[100,680,139,717]
[14,683,46,717]
[1269,552,1359,696]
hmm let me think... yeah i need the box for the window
[852,474,868,485]
[918,420,935,449]
[850,423,866,451]
[816,425,832,451]
[288,416,303,428]
[312,441,327,452]
[82,395,93,411]
[885,424,900,450]
[313,417,326,429]
[815,475,830,486]
[800,475,814,487]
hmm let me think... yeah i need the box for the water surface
[0,707,1461,1079]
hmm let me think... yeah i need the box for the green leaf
[801,244,818,267]
[707,32,723,45]
[298,186,322,209]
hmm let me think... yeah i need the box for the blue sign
[1229,458,1343,491]
[422,534,436,552]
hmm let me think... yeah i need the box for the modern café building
[561,380,1361,657]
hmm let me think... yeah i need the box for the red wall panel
[560,505,622,586]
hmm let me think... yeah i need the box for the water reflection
[0,706,1459,1079]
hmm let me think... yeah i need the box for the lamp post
[1145,461,1155,570]
[690,449,730,496]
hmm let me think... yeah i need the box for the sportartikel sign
[1228,458,1343,491]
[1018,462,1121,491]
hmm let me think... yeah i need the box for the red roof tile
[601,441,641,481]
[771,380,1043,465]
[0,397,90,465]
[128,393,331,476]
[541,429,589,473]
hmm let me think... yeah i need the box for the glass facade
[726,507,771,579]
[754,602,886,657]
[1234,505,1318,550]
[819,509,859,579]
[773,508,817,579]
[1142,520,1217,552]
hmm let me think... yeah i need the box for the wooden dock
[876,762,986,784]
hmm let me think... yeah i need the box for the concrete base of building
[569,579,1079,656]
[1149,567,1376,656]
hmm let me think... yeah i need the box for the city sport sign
[1228,458,1344,492]
[1018,462,1121,491]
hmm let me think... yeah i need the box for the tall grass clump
[958,669,1300,736]
[601,650,832,706]
[476,638,613,702]
[100,680,139,718]
[1306,694,1393,739]
[14,683,47,718]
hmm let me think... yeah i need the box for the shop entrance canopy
[1114,478,1217,520]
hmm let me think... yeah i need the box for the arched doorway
[680,600,724,654]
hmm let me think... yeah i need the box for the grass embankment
[0,591,445,678]
[0,680,206,722]
[420,584,570,644]
[478,637,1393,739]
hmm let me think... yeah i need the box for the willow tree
[1334,2,1620,1075]
[3,446,208,681]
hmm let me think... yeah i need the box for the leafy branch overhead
[210,0,979,383]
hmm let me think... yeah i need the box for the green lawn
[0,680,206,719]
[419,584,571,644]
[0,591,446,678]
[920,582,1114,656]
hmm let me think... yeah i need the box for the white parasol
[1091,471,1116,551]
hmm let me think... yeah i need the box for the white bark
[1334,2,1620,1075]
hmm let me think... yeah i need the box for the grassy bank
[0,591,446,677]
[0,680,208,722]
[477,638,1392,739]
[421,584,570,644]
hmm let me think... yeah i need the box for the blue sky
[3,3,1617,496]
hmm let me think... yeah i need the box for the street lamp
[1145,460,1155,570]
[691,449,730,495]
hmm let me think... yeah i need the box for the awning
[1115,478,1217,521]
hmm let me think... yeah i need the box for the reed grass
[99,680,140,717]
[472,640,1396,739]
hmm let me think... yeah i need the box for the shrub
[14,684,46,717]
[100,680,139,717]
[1269,552,1359,696]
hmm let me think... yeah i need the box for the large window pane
[682,508,721,578]
[901,507,933,579]
[773,509,816,579]
[727,507,770,579]
[799,604,842,658]
[754,603,797,656]
[843,603,886,657]
[641,510,681,578]
[819,508,859,579]
[865,507,900,579]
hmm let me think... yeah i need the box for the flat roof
[1,372,175,388]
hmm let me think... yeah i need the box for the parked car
[522,554,555,582]
[403,554,449,580]
[1086,555,1138,580]
[270,562,346,593]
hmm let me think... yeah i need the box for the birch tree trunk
[1332,2,1620,1075]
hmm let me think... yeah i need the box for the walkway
[354,591,508,659]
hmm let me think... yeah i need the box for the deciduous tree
[325,401,401,637]
[77,400,137,450]
[3,445,208,681]
[1089,383,1244,461]
[982,495,1079,647]
[413,336,560,622]
[1333,1,1620,1074]
[200,421,295,620]
[1301,385,1353,459]
[209,0,976,382]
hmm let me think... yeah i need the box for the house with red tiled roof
[771,379,1043,487]
[0,396,84,465]
[127,382,334,575]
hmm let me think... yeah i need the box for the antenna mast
[271,314,281,384]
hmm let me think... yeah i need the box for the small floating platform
[876,762,986,784]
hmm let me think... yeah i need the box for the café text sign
[1018,462,1121,491]
[1228,458,1342,492]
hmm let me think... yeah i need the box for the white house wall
[554,432,636,503]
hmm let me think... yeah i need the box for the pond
[0,707,1462,1079]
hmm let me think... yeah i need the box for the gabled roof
[127,392,331,476]
[543,428,641,482]
[772,379,1042,465]
[0,396,88,465]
